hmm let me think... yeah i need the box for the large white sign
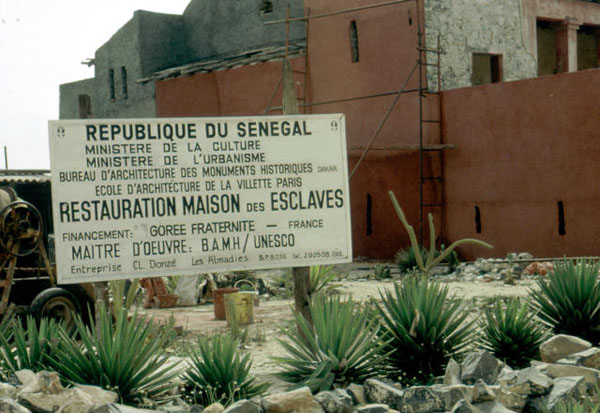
[48,115,352,283]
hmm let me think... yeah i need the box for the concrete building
[60,0,600,260]
[59,0,305,119]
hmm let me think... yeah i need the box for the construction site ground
[140,262,536,392]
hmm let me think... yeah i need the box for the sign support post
[282,57,313,327]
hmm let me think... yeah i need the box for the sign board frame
[48,114,352,283]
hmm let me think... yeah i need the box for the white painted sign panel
[48,115,352,283]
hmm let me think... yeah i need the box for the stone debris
[444,359,462,385]
[556,347,600,369]
[222,399,262,413]
[262,386,324,413]
[363,379,404,411]
[471,380,495,403]
[525,376,587,412]
[202,404,225,413]
[346,384,366,406]
[539,362,600,388]
[504,367,553,396]
[314,389,353,413]
[460,351,504,385]
[437,252,533,282]
[5,339,600,412]
[539,334,592,363]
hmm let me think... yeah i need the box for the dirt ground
[141,263,537,392]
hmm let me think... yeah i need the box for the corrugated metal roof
[138,44,306,83]
[0,170,51,184]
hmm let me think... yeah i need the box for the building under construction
[60,0,600,260]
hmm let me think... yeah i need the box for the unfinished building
[60,0,600,260]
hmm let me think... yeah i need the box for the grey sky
[0,0,190,170]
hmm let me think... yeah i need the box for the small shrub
[46,305,179,404]
[478,298,550,369]
[395,247,429,274]
[0,316,62,377]
[274,295,388,392]
[376,276,475,385]
[184,333,268,407]
[441,244,460,273]
[373,264,392,280]
[272,271,294,298]
[530,259,600,344]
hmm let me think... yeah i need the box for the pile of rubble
[210,333,600,413]
[4,333,600,412]
[438,252,555,283]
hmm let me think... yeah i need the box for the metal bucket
[224,292,255,325]
[213,287,239,320]
[234,279,259,306]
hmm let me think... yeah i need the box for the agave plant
[184,333,269,407]
[274,294,389,392]
[376,276,475,385]
[0,315,62,378]
[309,265,339,294]
[530,259,600,344]
[551,399,600,413]
[45,305,179,404]
[478,298,550,369]
[109,279,140,313]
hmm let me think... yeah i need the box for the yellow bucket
[224,292,254,325]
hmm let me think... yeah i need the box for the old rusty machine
[0,171,94,326]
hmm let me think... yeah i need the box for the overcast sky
[0,0,191,170]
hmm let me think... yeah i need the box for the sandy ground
[141,263,537,392]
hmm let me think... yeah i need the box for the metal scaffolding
[265,0,453,247]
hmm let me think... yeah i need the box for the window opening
[260,0,273,14]
[474,206,482,234]
[537,20,558,75]
[366,193,373,236]
[121,66,128,99]
[78,94,92,119]
[558,201,566,236]
[472,54,502,86]
[108,68,115,101]
[578,25,599,70]
[350,20,359,63]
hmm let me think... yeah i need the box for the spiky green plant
[550,399,600,413]
[395,246,429,274]
[389,191,493,276]
[0,316,62,378]
[376,276,475,385]
[274,295,389,393]
[309,265,339,294]
[441,244,460,273]
[184,333,269,407]
[373,264,392,280]
[478,298,550,368]
[530,259,600,344]
[109,279,140,313]
[45,305,179,404]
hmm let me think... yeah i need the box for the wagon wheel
[0,246,18,315]
[0,201,42,257]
